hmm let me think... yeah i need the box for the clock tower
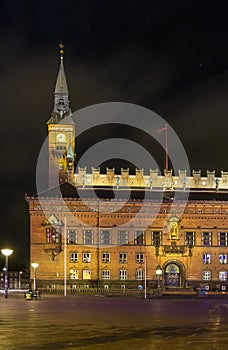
[47,44,75,188]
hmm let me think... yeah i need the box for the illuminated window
[100,230,111,245]
[134,231,145,245]
[185,232,195,246]
[83,269,91,280]
[219,271,227,281]
[70,252,78,263]
[82,252,91,262]
[219,254,227,264]
[67,229,77,244]
[136,253,144,263]
[83,230,93,245]
[70,269,79,280]
[102,270,110,280]
[102,252,110,263]
[202,270,211,280]
[203,254,211,264]
[46,227,61,243]
[119,252,127,263]
[202,232,211,246]
[152,231,162,246]
[119,269,127,280]
[118,231,129,245]
[136,268,144,280]
[218,232,228,247]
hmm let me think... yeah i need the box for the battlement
[71,167,228,191]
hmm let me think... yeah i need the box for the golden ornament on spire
[59,42,64,60]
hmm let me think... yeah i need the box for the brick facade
[26,192,228,291]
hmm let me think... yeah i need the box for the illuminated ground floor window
[83,269,91,280]
[202,270,211,280]
[70,269,79,280]
[219,271,227,281]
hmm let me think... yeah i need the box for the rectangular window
[219,254,227,264]
[202,271,211,280]
[69,269,79,280]
[136,269,144,280]
[203,253,211,264]
[136,253,144,263]
[100,230,111,245]
[82,252,91,262]
[46,227,61,243]
[83,269,91,280]
[185,232,195,246]
[118,231,129,245]
[119,252,127,263]
[152,231,162,246]
[119,269,127,280]
[102,270,110,280]
[67,229,77,244]
[102,252,110,263]
[70,252,78,263]
[134,231,145,245]
[202,232,211,246]
[218,232,228,247]
[83,230,93,245]
[219,271,227,281]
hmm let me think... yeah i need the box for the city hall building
[26,47,228,292]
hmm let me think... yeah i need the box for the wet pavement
[0,293,228,349]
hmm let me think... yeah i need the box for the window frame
[118,231,129,245]
[134,231,145,245]
[70,252,78,263]
[119,252,127,263]
[83,230,93,245]
[46,227,61,243]
[67,229,77,244]
[119,269,127,280]
[102,269,110,280]
[82,252,91,263]
[136,253,144,263]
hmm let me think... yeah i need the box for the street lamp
[1,249,13,298]
[155,265,162,293]
[31,263,39,291]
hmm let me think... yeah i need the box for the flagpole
[144,256,147,299]
[165,124,168,172]
[64,216,67,296]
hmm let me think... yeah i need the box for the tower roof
[54,52,68,95]
[47,43,72,124]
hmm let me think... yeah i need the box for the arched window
[136,268,144,280]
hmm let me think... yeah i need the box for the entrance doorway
[164,263,181,288]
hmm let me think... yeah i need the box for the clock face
[56,133,66,143]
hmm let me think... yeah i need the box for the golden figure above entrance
[167,214,180,239]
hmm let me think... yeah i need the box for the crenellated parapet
[71,167,228,191]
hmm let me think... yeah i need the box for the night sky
[1,0,228,267]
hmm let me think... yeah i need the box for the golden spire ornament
[59,42,64,61]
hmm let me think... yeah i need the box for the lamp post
[155,265,162,295]
[31,263,39,291]
[19,271,22,289]
[144,256,147,299]
[1,249,13,298]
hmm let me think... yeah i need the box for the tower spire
[48,42,71,123]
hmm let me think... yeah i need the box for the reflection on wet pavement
[0,294,228,349]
